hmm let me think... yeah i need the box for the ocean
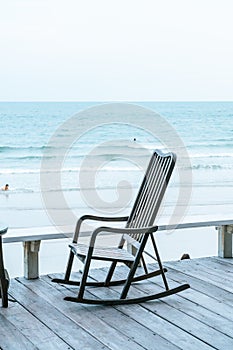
[1,101,233,276]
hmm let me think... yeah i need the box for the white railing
[2,219,233,279]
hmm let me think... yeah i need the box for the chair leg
[120,235,149,299]
[0,278,8,307]
[104,261,117,286]
[77,248,93,299]
[64,251,75,281]
[0,238,9,308]
[150,233,169,291]
[53,250,75,284]
[104,236,126,286]
[140,255,148,274]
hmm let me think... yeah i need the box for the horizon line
[0,100,233,103]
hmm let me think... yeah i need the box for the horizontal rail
[3,232,72,244]
[158,219,233,231]
[3,219,233,244]
[2,219,233,279]
[2,230,93,244]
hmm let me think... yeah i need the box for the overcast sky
[0,0,233,101]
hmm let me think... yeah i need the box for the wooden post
[23,240,41,279]
[218,225,233,258]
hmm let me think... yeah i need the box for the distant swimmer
[1,184,9,191]
[133,138,136,141]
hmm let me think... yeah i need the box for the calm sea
[1,101,233,274]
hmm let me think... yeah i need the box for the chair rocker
[52,150,190,305]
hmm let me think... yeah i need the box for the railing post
[23,240,41,279]
[218,225,233,258]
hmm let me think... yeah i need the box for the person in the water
[1,184,9,191]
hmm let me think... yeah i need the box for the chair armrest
[79,214,129,223]
[73,215,129,242]
[89,225,158,247]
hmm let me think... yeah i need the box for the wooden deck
[1,256,233,350]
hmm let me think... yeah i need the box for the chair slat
[126,151,175,241]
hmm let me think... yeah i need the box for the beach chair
[52,150,190,304]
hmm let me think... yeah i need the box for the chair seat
[69,243,135,263]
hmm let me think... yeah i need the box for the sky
[0,0,233,101]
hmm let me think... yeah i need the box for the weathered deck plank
[165,259,233,293]
[8,279,108,350]
[82,267,213,350]
[16,275,147,350]
[163,264,233,305]
[1,257,233,350]
[91,267,233,350]
[44,273,180,350]
[0,313,37,350]
[132,272,233,349]
[0,298,72,350]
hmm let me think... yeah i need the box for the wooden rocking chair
[52,150,190,304]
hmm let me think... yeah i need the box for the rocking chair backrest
[126,151,176,241]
